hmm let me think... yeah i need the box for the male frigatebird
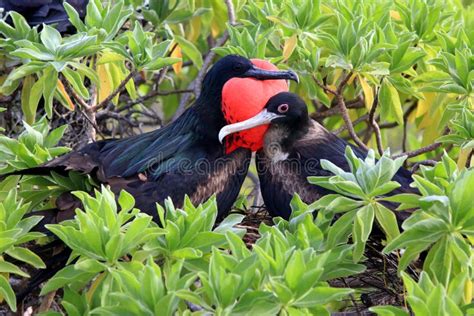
[219,92,415,219]
[6,55,298,224]
[10,56,297,300]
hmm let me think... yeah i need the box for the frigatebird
[9,56,297,300]
[0,0,88,32]
[219,92,415,219]
[6,55,298,224]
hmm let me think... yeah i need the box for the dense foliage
[0,0,473,314]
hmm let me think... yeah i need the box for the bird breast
[263,126,291,163]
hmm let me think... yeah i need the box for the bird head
[219,58,299,153]
[202,55,298,92]
[219,92,309,150]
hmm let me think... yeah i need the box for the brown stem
[224,0,237,25]
[393,142,442,159]
[193,32,230,97]
[62,78,90,110]
[119,89,193,112]
[314,72,368,150]
[368,89,384,156]
[193,0,236,97]
[311,99,364,119]
[312,75,337,95]
[334,114,368,135]
[410,159,438,172]
[38,291,56,312]
[466,150,473,168]
[91,70,136,111]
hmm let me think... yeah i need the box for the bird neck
[194,91,227,140]
[265,119,310,155]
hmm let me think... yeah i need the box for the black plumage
[6,55,299,223]
[219,92,415,220]
[9,56,298,300]
[0,0,88,32]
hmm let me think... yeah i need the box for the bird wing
[294,121,415,194]
[257,120,416,218]
[6,107,251,221]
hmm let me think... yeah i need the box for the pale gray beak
[218,109,284,143]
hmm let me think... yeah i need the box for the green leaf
[40,25,62,52]
[62,67,90,99]
[42,67,58,118]
[64,2,87,32]
[20,75,37,124]
[6,247,45,269]
[383,218,448,253]
[374,203,400,242]
[353,204,374,261]
[0,275,16,312]
[40,265,96,295]
[174,35,203,69]
[379,78,403,125]
[0,260,29,277]
[370,305,409,316]
[144,57,182,71]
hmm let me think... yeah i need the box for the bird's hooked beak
[219,109,284,143]
[243,66,299,83]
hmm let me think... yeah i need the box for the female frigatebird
[8,55,298,223]
[219,92,415,219]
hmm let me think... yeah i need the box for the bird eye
[277,104,289,113]
[233,63,243,71]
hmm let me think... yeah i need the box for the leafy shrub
[0,0,473,313]
[0,189,45,312]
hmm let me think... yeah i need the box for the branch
[392,142,442,159]
[91,70,137,111]
[368,88,383,156]
[61,78,90,109]
[335,72,369,150]
[119,89,193,112]
[334,114,368,135]
[394,126,449,159]
[224,0,237,25]
[312,75,337,95]
[311,98,364,119]
[410,160,438,173]
[193,0,236,97]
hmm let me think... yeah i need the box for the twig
[368,89,384,156]
[193,0,236,97]
[62,79,90,109]
[38,290,56,312]
[315,72,369,150]
[310,98,364,119]
[224,0,237,25]
[91,70,137,111]
[410,160,437,172]
[393,142,442,159]
[341,278,362,316]
[337,97,369,150]
[334,114,368,135]
[61,78,104,140]
[312,75,337,95]
[119,89,193,112]
[394,126,449,159]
